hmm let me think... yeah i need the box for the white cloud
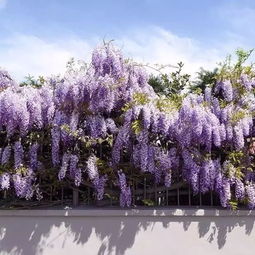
[116,27,224,76]
[0,34,96,81]
[0,27,239,82]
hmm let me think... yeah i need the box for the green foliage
[131,120,142,135]
[217,48,254,80]
[229,200,238,210]
[20,75,45,88]
[141,199,155,206]
[16,166,29,176]
[219,99,229,108]
[133,92,150,105]
[225,151,247,180]
[189,48,254,95]
[148,62,190,97]
[227,151,244,164]
[122,92,150,112]
[230,110,246,124]
[190,68,218,93]
[155,94,183,112]
[60,123,113,148]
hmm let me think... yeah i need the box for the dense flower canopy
[0,44,255,209]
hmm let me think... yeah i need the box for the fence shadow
[0,208,254,255]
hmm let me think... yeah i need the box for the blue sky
[0,0,254,80]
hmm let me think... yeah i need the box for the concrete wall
[0,208,254,255]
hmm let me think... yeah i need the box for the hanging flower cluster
[0,43,255,209]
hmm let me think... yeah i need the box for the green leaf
[229,200,238,210]
[131,120,142,135]
[142,199,155,206]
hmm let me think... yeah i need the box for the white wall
[0,208,254,255]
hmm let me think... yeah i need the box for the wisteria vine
[0,44,255,209]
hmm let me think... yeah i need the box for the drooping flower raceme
[0,43,254,209]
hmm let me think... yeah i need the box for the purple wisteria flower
[118,170,131,207]
[0,43,254,209]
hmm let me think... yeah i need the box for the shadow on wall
[0,209,254,255]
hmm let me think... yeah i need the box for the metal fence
[71,178,221,208]
[0,177,223,209]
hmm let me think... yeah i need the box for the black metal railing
[0,178,223,209]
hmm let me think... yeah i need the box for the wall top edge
[0,207,254,217]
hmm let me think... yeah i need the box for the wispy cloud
[0,27,243,81]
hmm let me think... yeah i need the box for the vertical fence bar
[210,190,213,206]
[143,177,146,200]
[87,186,90,205]
[132,179,135,206]
[154,182,157,206]
[50,186,53,202]
[72,188,79,207]
[39,175,42,205]
[177,165,180,206]
[110,183,113,206]
[61,186,64,205]
[199,192,202,206]
[136,179,138,205]
[188,185,191,206]
[166,188,169,206]
[177,188,180,206]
